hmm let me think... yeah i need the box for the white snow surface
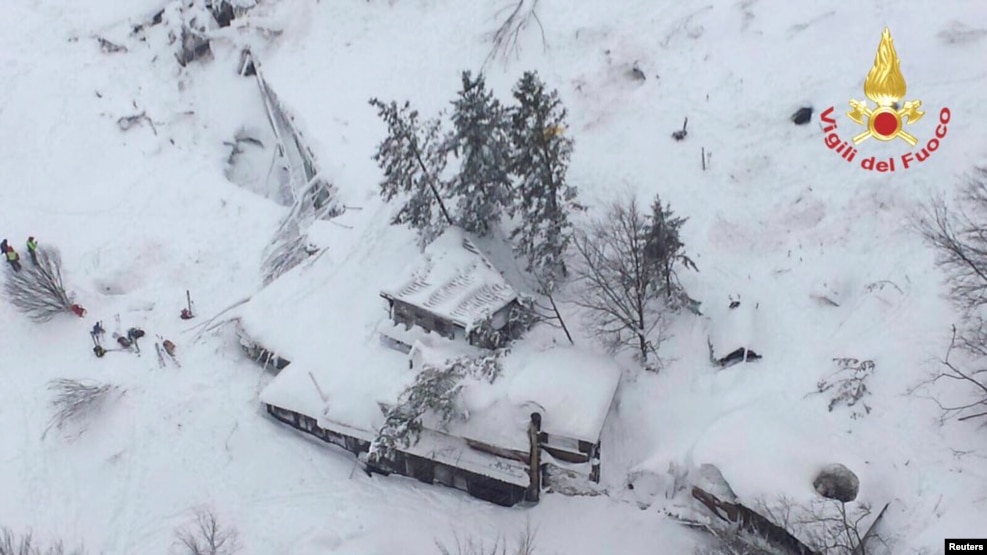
[2,0,986,553]
[706,297,760,359]
[380,227,519,330]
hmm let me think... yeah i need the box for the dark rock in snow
[792,106,813,125]
[210,1,236,27]
[813,463,859,502]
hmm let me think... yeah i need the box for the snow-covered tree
[508,71,582,291]
[572,195,670,370]
[643,193,698,307]
[447,71,514,237]
[467,296,537,350]
[369,98,454,246]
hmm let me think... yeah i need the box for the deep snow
[2,0,986,553]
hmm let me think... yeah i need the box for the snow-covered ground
[1,0,985,553]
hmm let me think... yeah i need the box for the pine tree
[369,98,454,244]
[643,194,697,303]
[508,71,582,291]
[447,71,514,237]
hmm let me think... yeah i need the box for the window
[546,435,581,453]
[454,473,469,492]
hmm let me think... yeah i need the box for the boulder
[813,463,859,502]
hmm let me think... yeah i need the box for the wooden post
[526,412,542,502]
[589,442,601,483]
[701,147,706,171]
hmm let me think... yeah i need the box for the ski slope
[1,0,985,553]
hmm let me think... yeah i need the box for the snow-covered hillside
[1,0,985,553]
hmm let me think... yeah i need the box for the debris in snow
[130,9,164,35]
[810,294,840,307]
[937,21,987,45]
[628,63,646,81]
[791,106,813,125]
[181,290,195,320]
[812,463,860,502]
[155,342,166,368]
[117,111,158,135]
[672,117,688,141]
[693,464,738,503]
[692,486,821,555]
[812,358,874,418]
[95,36,127,54]
[175,28,212,67]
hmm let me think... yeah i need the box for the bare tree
[4,247,74,322]
[0,528,85,555]
[43,379,124,440]
[915,168,987,355]
[754,496,880,555]
[483,0,547,70]
[571,194,671,370]
[914,168,987,423]
[437,520,537,555]
[909,326,987,424]
[174,509,239,555]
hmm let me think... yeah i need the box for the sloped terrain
[1,0,985,553]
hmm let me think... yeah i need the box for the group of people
[1,236,39,272]
[90,321,147,357]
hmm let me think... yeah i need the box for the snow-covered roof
[445,344,624,449]
[379,227,518,330]
[241,223,618,478]
[707,298,760,360]
[401,429,531,488]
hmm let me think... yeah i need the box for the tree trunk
[412,146,454,226]
[547,293,574,345]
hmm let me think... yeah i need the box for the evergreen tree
[643,194,698,303]
[369,362,464,463]
[508,71,582,291]
[369,98,453,245]
[447,71,514,237]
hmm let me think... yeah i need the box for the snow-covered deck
[379,227,518,330]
